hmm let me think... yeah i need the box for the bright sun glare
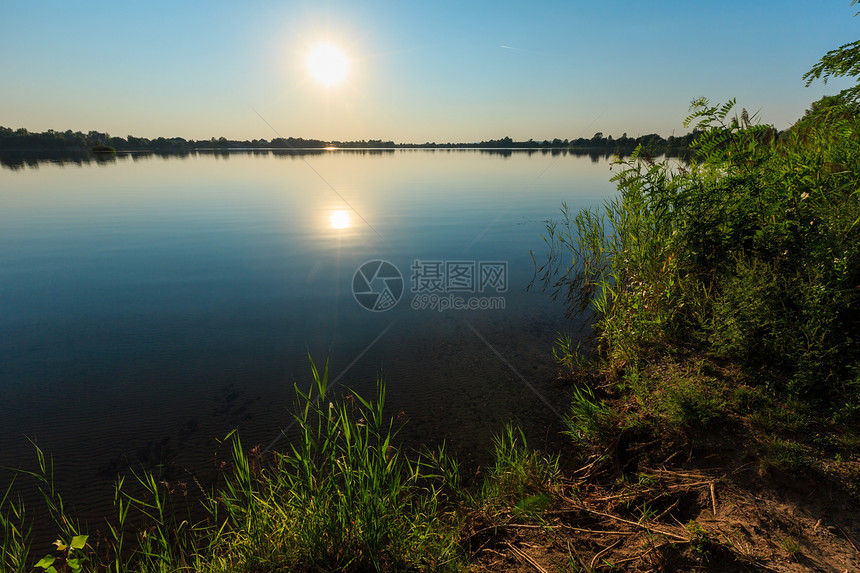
[330,210,351,229]
[307,43,348,86]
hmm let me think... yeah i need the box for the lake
[0,148,617,517]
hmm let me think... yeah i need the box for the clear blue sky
[1,1,857,142]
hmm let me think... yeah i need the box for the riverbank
[4,346,859,572]
[467,348,860,572]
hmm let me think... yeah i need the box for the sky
[1,1,857,143]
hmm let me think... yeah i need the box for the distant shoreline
[0,126,702,156]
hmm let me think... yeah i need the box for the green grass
[685,520,714,557]
[1,374,572,572]
[207,358,463,571]
[533,39,860,493]
[476,425,561,522]
[0,479,31,573]
[779,536,803,560]
[564,384,618,448]
[1,359,466,572]
[760,437,812,476]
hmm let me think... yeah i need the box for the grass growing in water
[209,358,463,571]
[1,359,464,572]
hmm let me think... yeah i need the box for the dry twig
[654,498,680,522]
[576,505,688,541]
[666,479,718,489]
[590,538,623,569]
[836,525,860,554]
[506,542,549,573]
[710,481,717,515]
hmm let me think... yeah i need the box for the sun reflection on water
[329,209,351,229]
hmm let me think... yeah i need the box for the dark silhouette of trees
[0,126,706,157]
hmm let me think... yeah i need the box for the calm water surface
[0,149,616,513]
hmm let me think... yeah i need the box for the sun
[306,43,348,86]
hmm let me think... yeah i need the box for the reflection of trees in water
[0,150,115,170]
[0,148,402,169]
[475,148,617,161]
[1,147,690,170]
[1,125,699,167]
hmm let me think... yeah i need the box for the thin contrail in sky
[501,44,547,56]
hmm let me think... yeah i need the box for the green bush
[537,67,860,412]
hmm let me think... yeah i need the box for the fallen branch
[710,481,717,516]
[654,498,680,522]
[836,525,860,555]
[666,479,718,489]
[506,542,549,573]
[578,506,688,541]
[606,542,666,568]
[469,521,636,537]
[464,522,552,541]
[557,524,637,536]
[591,538,623,569]
[571,455,609,478]
[648,469,719,480]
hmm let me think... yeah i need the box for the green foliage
[658,378,724,431]
[779,536,802,560]
[0,478,31,573]
[479,425,560,520]
[803,1,860,102]
[194,357,464,571]
[1,360,464,572]
[552,333,594,374]
[760,437,811,476]
[686,520,713,557]
[537,62,860,411]
[34,535,89,573]
[564,384,617,447]
[808,39,860,102]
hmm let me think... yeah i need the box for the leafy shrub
[537,73,860,412]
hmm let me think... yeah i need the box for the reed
[1,359,465,572]
[206,357,463,571]
[476,425,560,520]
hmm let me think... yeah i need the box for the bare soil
[462,358,860,572]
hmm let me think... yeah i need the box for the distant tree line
[0,127,400,152]
[0,125,705,155]
[465,132,702,155]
